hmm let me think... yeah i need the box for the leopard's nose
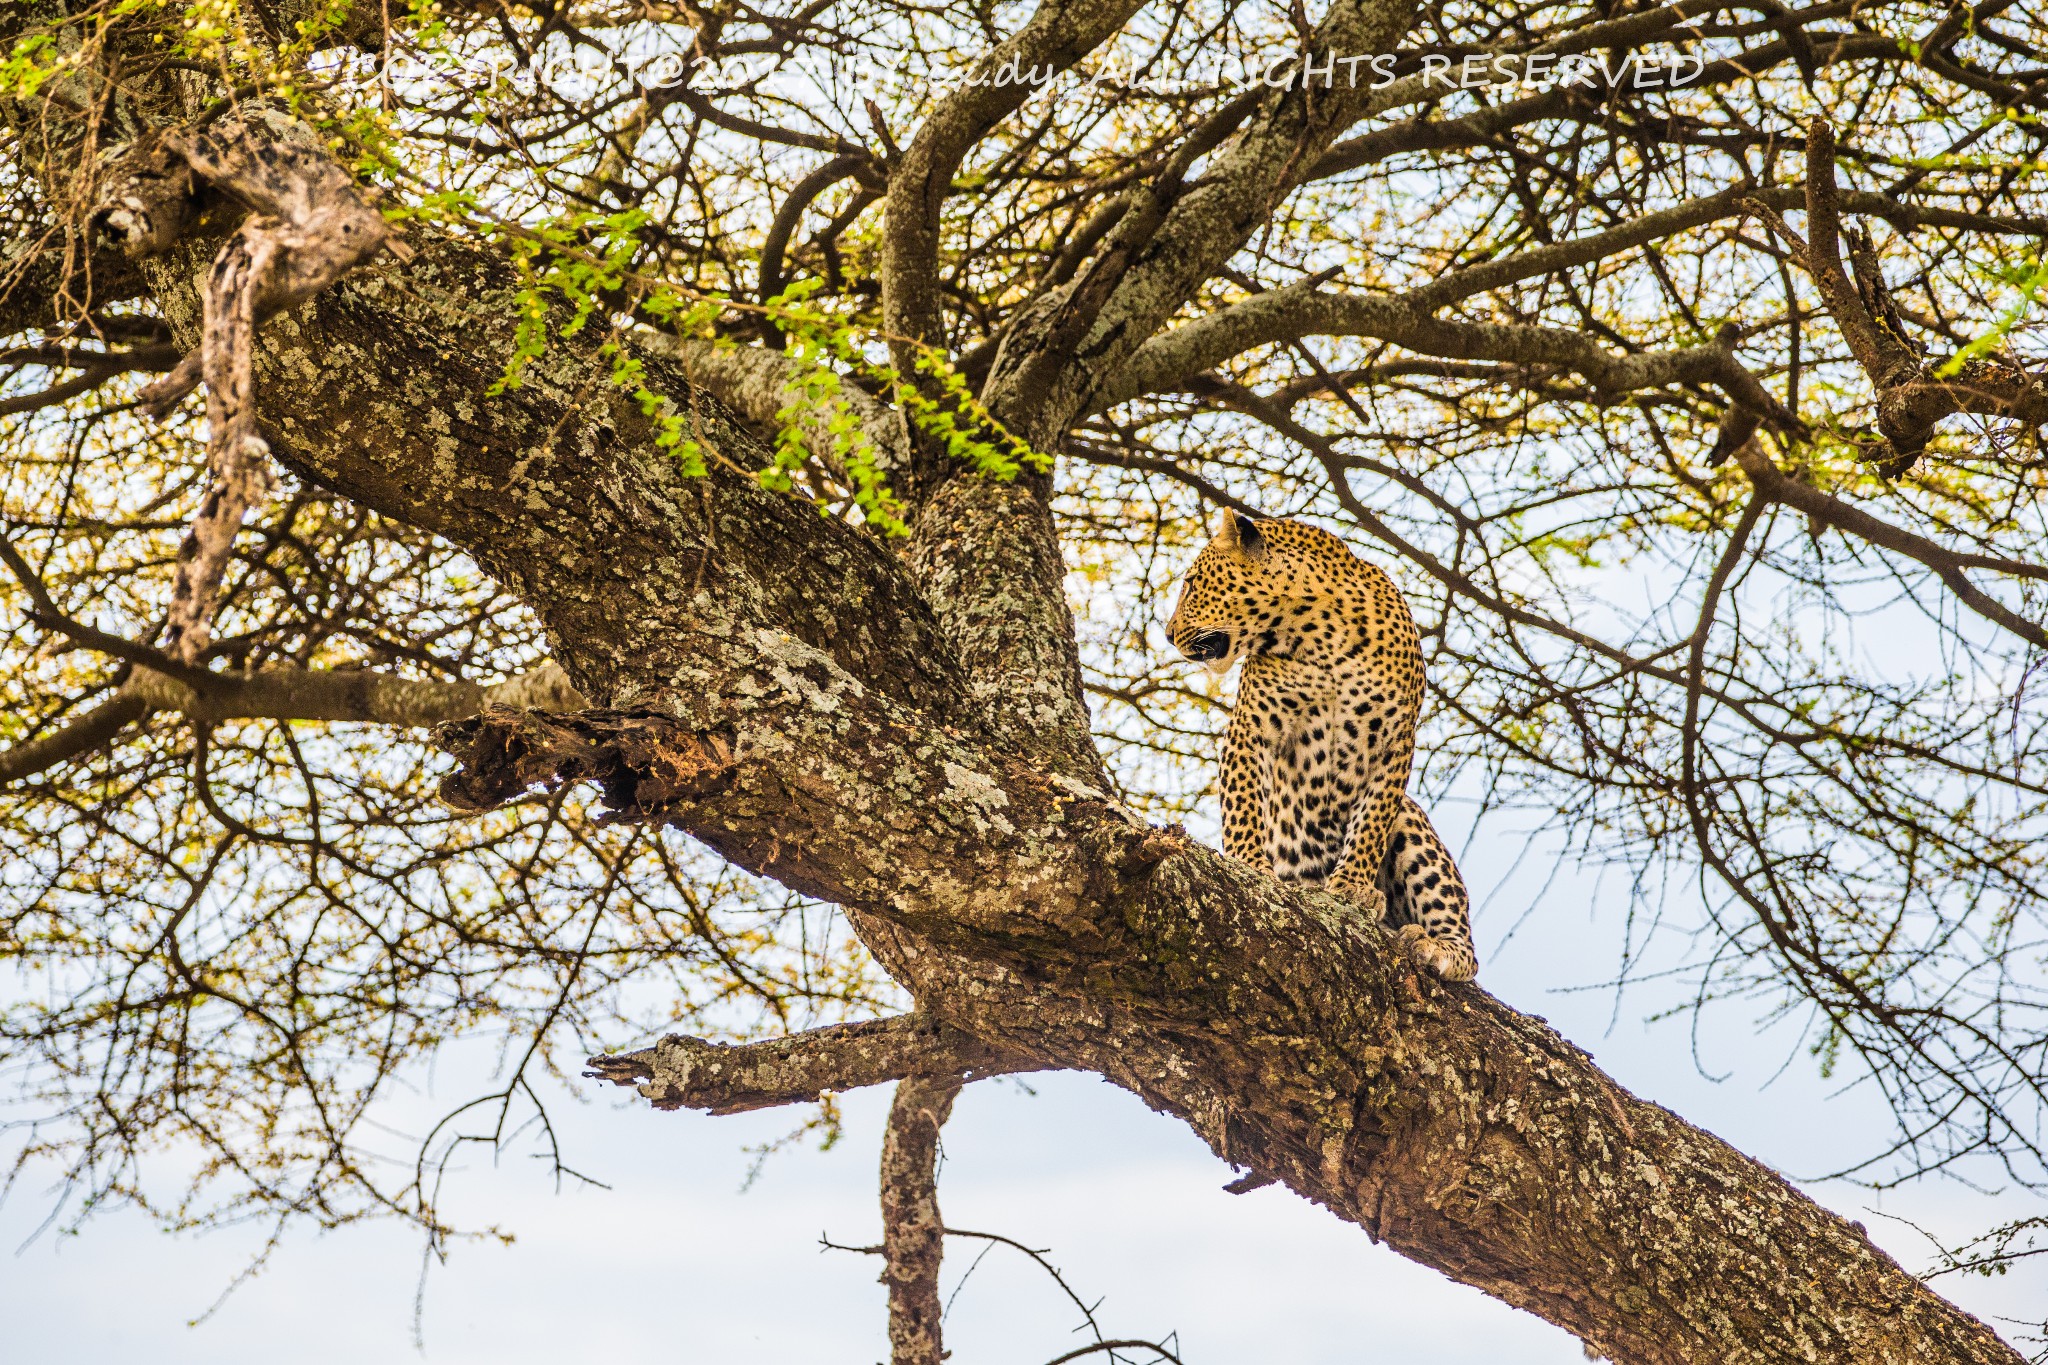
[1179,629,1231,662]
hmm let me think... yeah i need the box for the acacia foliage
[1,0,2047,1272]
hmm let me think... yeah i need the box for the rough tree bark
[3,8,2034,1362]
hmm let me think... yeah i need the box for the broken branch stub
[94,136,200,261]
[435,705,739,819]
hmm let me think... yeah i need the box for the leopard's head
[1166,510,1365,675]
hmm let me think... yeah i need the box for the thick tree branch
[871,0,1153,794]
[1797,122,1917,389]
[638,333,909,476]
[438,698,2020,1365]
[903,475,1109,790]
[143,659,587,726]
[0,690,152,786]
[984,0,1421,438]
[1097,283,1792,430]
[128,222,972,721]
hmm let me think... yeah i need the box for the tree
[4,0,2047,1359]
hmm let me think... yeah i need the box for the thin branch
[1041,1343,1187,1365]
[1732,441,2048,649]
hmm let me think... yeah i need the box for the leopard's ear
[1229,511,1268,560]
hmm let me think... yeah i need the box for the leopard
[1166,508,1478,982]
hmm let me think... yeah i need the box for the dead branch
[882,1074,959,1365]
[102,114,394,662]
[585,1015,1039,1114]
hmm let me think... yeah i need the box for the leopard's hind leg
[1377,795,1478,982]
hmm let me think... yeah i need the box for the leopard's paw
[1397,923,1478,982]
[1326,872,1389,921]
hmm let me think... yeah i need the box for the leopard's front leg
[1324,750,1410,922]
[1218,668,1276,872]
[1325,587,1425,950]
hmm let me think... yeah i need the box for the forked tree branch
[881,0,1150,375]
[1796,120,1916,389]
[985,0,1423,438]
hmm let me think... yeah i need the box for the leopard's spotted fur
[1166,510,1478,982]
